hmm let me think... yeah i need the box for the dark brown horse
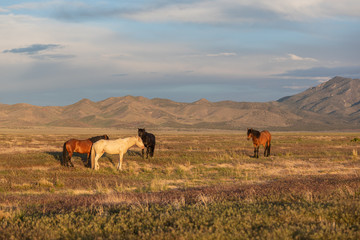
[62,135,109,167]
[138,128,156,159]
[247,128,271,158]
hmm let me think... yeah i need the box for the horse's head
[247,128,252,140]
[138,128,146,137]
[136,136,145,149]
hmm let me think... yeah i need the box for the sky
[1,0,360,106]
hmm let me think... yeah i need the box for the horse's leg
[256,146,259,158]
[62,143,67,166]
[94,152,104,170]
[117,152,124,170]
[146,147,149,159]
[267,143,271,157]
[91,147,95,169]
[68,152,74,167]
[264,143,268,157]
[141,149,145,159]
[253,146,257,158]
[86,153,90,167]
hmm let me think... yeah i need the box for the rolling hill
[0,76,359,130]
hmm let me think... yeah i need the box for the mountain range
[0,76,359,131]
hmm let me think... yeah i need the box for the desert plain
[0,127,359,239]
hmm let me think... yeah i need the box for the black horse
[89,135,109,143]
[138,128,156,159]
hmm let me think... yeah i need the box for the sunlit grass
[0,130,359,239]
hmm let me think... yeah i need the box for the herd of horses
[61,128,271,170]
[62,128,156,170]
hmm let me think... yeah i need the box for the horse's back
[143,133,155,146]
[92,139,107,149]
[261,130,271,142]
[94,138,124,154]
[64,138,92,154]
[64,139,77,152]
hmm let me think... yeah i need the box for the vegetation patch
[0,130,359,239]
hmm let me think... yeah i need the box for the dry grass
[0,128,359,239]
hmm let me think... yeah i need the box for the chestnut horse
[91,136,144,171]
[247,128,271,158]
[62,135,109,167]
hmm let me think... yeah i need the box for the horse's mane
[88,135,108,143]
[250,129,261,138]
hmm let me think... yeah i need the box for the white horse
[90,136,144,170]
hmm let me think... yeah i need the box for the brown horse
[247,128,271,158]
[62,135,109,167]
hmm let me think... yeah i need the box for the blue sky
[1,0,360,106]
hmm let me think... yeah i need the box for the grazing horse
[90,136,144,170]
[138,128,156,159]
[247,128,271,158]
[62,135,109,167]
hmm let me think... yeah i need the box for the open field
[0,128,359,239]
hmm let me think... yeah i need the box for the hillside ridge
[1,76,359,130]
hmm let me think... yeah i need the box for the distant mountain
[0,76,359,130]
[278,76,360,126]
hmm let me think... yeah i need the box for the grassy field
[0,128,359,239]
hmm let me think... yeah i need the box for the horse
[247,128,271,158]
[138,128,156,159]
[90,136,144,170]
[89,135,109,143]
[62,135,109,167]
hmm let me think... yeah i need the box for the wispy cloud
[3,44,61,55]
[0,7,9,13]
[7,0,360,24]
[206,52,237,57]
[282,85,310,90]
[277,66,360,78]
[116,0,360,24]
[274,54,318,62]
[288,54,318,62]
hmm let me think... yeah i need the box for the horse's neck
[252,131,260,138]
[122,137,136,150]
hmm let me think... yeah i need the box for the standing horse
[90,136,144,170]
[89,135,109,143]
[138,128,156,159]
[247,128,271,158]
[62,135,109,167]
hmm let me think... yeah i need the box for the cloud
[206,52,237,57]
[112,73,129,77]
[275,54,318,62]
[277,66,360,78]
[8,0,360,24]
[3,44,61,55]
[119,0,360,24]
[31,54,76,60]
[288,54,318,62]
[282,85,310,90]
[0,7,9,13]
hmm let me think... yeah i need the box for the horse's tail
[267,132,272,156]
[62,142,68,166]
[90,144,96,169]
[150,135,156,157]
[150,141,155,157]
[150,146,155,157]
